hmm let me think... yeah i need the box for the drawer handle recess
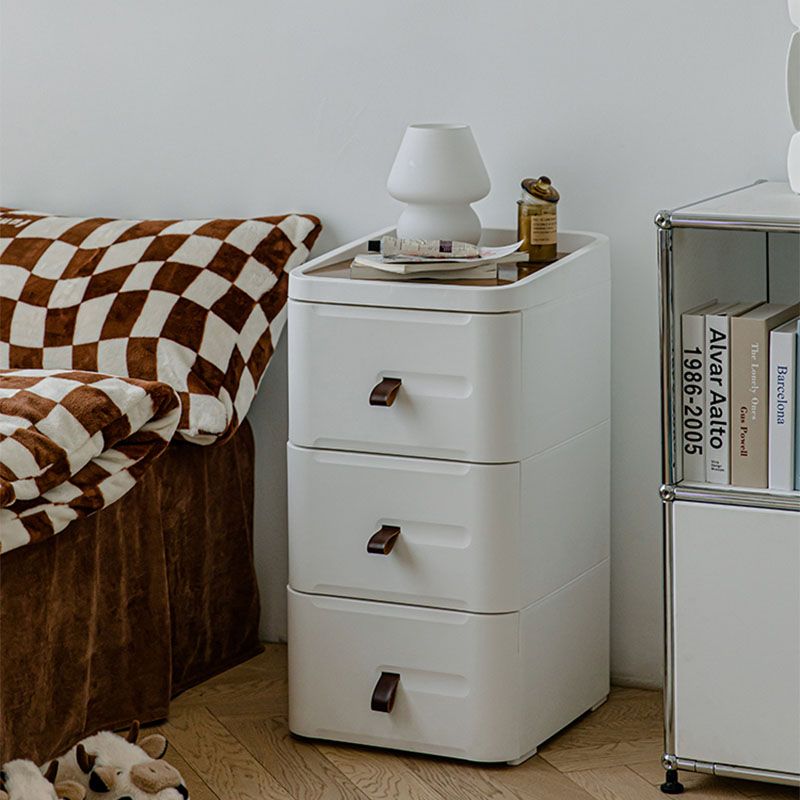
[369,377,402,407]
[367,525,401,555]
[371,672,400,713]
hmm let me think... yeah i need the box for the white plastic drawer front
[288,301,522,462]
[673,502,800,775]
[288,444,521,612]
[287,589,521,762]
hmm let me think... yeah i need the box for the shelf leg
[660,769,685,794]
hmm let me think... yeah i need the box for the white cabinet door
[673,502,800,774]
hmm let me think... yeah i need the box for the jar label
[530,214,557,245]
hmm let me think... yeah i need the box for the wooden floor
[150,645,798,800]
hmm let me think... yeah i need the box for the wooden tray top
[308,254,570,287]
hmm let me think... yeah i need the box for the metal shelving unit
[656,180,800,794]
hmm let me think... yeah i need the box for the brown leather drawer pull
[369,377,402,407]
[371,672,400,713]
[367,525,401,555]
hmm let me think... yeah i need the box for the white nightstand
[286,227,611,764]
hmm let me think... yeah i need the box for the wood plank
[484,755,600,800]
[172,673,286,710]
[170,646,287,716]
[732,779,800,799]
[540,687,662,751]
[401,753,523,800]
[235,644,288,678]
[539,738,663,773]
[202,683,288,719]
[220,713,371,800]
[567,765,680,799]
[318,742,448,800]
[174,651,275,692]
[159,704,294,800]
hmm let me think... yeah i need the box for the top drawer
[288,301,522,462]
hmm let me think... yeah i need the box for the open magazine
[354,240,523,275]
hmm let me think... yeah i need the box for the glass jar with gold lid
[517,176,559,263]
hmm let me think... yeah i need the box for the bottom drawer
[287,561,609,763]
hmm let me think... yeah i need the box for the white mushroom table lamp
[387,123,491,244]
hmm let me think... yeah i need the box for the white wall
[0,0,793,687]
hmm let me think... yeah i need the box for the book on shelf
[768,317,798,491]
[730,302,800,489]
[796,319,800,491]
[679,299,724,482]
[704,302,760,484]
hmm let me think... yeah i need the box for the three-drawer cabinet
[286,228,611,764]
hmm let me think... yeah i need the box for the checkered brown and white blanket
[0,209,321,443]
[0,369,180,554]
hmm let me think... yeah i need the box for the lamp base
[396,203,482,244]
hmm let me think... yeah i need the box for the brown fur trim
[75,744,95,773]
[130,760,181,793]
[89,766,115,793]
[44,760,59,783]
[139,733,168,760]
[126,719,140,744]
[56,781,86,800]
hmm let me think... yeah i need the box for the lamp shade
[387,123,490,243]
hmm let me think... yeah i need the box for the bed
[0,420,258,763]
[0,208,321,762]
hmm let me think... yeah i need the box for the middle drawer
[288,443,521,613]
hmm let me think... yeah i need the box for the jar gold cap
[521,176,559,203]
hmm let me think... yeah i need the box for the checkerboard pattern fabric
[0,368,180,554]
[0,209,321,443]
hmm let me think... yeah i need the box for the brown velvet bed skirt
[0,420,261,763]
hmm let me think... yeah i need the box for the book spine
[705,314,730,484]
[768,328,796,490]
[796,321,800,491]
[731,318,768,488]
[680,313,707,482]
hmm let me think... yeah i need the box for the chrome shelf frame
[656,180,800,793]
[661,482,800,512]
[657,178,800,510]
